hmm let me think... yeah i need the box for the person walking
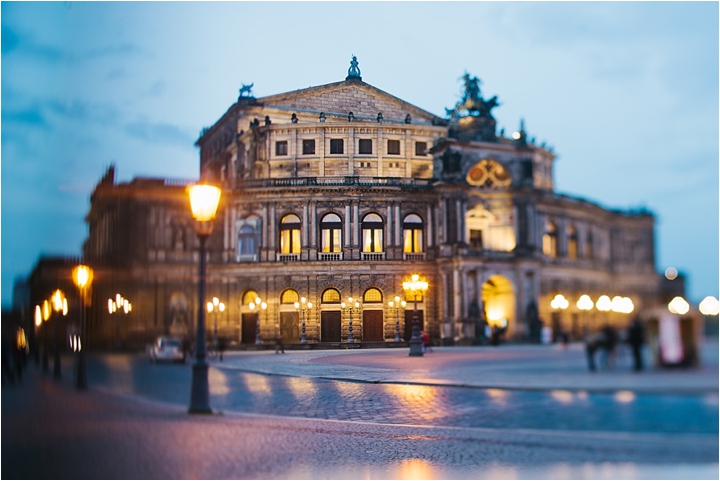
[421,330,432,353]
[627,318,645,371]
[274,333,284,354]
[217,336,227,361]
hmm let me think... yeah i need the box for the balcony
[361,252,385,261]
[403,252,426,261]
[277,253,300,262]
[236,176,434,189]
[318,252,343,261]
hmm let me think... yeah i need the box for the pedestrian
[218,336,227,361]
[627,318,644,371]
[421,330,432,353]
[601,325,618,368]
[275,333,284,354]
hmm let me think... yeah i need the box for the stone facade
[79,65,660,348]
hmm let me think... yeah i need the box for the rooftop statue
[239,83,255,98]
[457,73,499,119]
[346,55,362,81]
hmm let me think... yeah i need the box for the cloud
[1,106,47,127]
[124,119,194,146]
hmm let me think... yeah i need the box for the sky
[2,1,718,307]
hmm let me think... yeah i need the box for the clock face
[466,159,512,189]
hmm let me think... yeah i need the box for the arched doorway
[240,290,259,344]
[320,288,342,342]
[279,289,300,343]
[362,288,384,342]
[481,275,516,336]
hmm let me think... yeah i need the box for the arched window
[320,213,342,253]
[363,288,383,303]
[403,214,424,253]
[237,216,262,261]
[543,221,557,258]
[242,290,259,305]
[567,225,578,260]
[279,214,301,254]
[280,289,299,304]
[362,213,384,253]
[321,288,341,304]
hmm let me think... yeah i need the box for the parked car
[148,336,185,363]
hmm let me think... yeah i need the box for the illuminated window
[302,139,315,155]
[242,290,259,305]
[415,141,427,156]
[280,289,299,304]
[543,221,557,258]
[403,214,423,253]
[362,213,384,253]
[358,139,372,155]
[567,225,578,260]
[280,214,301,254]
[322,288,341,304]
[330,139,344,154]
[363,288,383,303]
[320,213,342,253]
[387,140,400,155]
[275,141,288,156]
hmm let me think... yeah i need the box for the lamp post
[187,183,221,414]
[550,294,569,342]
[249,297,267,345]
[403,274,428,357]
[39,300,51,372]
[109,293,132,348]
[294,297,312,344]
[341,297,360,344]
[576,294,594,339]
[388,296,406,342]
[73,265,93,391]
[50,289,68,379]
[206,297,225,351]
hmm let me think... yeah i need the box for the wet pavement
[2,341,718,479]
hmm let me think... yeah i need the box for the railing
[318,252,343,261]
[236,176,434,189]
[459,248,515,260]
[361,252,385,261]
[277,253,300,262]
[403,252,426,261]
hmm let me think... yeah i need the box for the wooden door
[321,310,341,342]
[404,309,424,341]
[363,310,384,342]
[241,313,257,344]
[280,312,300,343]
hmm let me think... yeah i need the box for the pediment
[257,80,441,124]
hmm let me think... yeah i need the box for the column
[310,200,317,248]
[394,203,401,249]
[345,203,351,247]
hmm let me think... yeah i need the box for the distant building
[78,58,661,348]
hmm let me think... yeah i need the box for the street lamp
[388,296,406,342]
[341,297,360,344]
[576,294,594,338]
[51,289,68,379]
[109,293,132,348]
[73,264,93,390]
[206,297,225,351]
[403,274,429,357]
[187,183,221,414]
[668,296,690,315]
[294,297,312,344]
[40,300,51,372]
[249,297,267,345]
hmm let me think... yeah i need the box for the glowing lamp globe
[188,184,221,222]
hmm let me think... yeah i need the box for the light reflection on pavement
[89,354,719,435]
